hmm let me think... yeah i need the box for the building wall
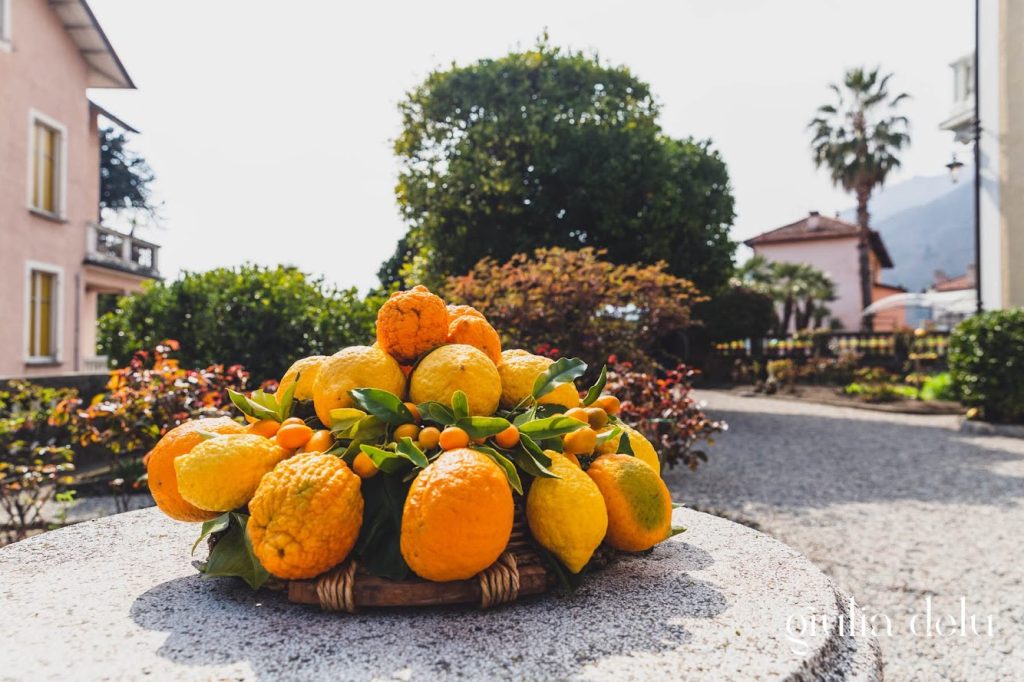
[751,237,863,331]
[999,0,1024,308]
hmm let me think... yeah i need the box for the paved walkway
[666,390,1024,682]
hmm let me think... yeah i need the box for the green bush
[99,265,383,382]
[692,285,774,343]
[949,310,1024,423]
[919,372,956,402]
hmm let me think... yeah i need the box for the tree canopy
[99,127,160,223]
[383,39,736,294]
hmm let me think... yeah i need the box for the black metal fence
[713,331,950,362]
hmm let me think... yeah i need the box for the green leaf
[419,401,456,426]
[514,436,559,479]
[519,415,586,440]
[532,357,587,399]
[199,513,269,590]
[582,365,608,406]
[228,389,278,421]
[354,474,411,580]
[617,430,635,456]
[451,391,470,420]
[329,408,367,436]
[360,443,426,474]
[473,446,523,494]
[352,415,387,442]
[191,512,230,555]
[250,389,280,413]
[395,437,429,469]
[277,371,298,421]
[595,425,622,447]
[512,405,537,427]
[350,388,414,425]
[669,525,687,538]
[456,416,511,439]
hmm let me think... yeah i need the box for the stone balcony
[84,223,161,279]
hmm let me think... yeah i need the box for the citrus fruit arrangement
[147,285,682,609]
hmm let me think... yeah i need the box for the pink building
[745,211,906,332]
[0,0,158,378]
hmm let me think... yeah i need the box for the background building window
[27,269,58,360]
[30,118,63,215]
[0,0,10,46]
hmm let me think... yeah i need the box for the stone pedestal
[0,507,880,680]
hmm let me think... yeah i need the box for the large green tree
[99,127,160,225]
[383,39,736,293]
[809,67,910,330]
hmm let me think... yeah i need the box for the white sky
[87,0,974,293]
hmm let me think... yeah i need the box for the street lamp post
[972,0,983,314]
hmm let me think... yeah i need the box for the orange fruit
[584,407,609,430]
[375,285,449,364]
[394,423,420,442]
[404,402,422,423]
[446,304,486,322]
[400,448,513,581]
[281,417,305,427]
[493,425,520,449]
[586,454,672,552]
[248,453,363,579]
[146,417,246,522]
[446,315,502,365]
[593,395,621,415]
[248,419,280,438]
[352,452,380,479]
[299,429,334,454]
[563,426,597,455]
[564,407,589,423]
[418,426,441,450]
[277,423,314,449]
[439,426,470,450]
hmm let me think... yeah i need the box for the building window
[29,114,65,217]
[27,268,59,361]
[0,0,11,48]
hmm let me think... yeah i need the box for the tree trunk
[855,186,874,331]
[781,296,794,335]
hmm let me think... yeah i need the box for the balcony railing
[85,223,160,278]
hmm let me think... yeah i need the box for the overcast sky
[87,0,973,292]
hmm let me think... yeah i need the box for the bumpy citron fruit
[496,349,581,410]
[526,452,608,573]
[408,344,501,416]
[175,434,288,512]
[446,304,487,322]
[597,423,661,475]
[446,315,502,365]
[248,453,363,579]
[312,345,406,426]
[586,454,673,552]
[401,448,513,581]
[376,285,449,364]
[274,355,327,402]
[146,417,246,522]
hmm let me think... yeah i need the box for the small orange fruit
[146,417,246,522]
[394,423,421,442]
[446,315,502,365]
[493,425,520,449]
[564,407,589,424]
[418,426,441,450]
[248,419,281,438]
[400,448,513,581]
[376,285,450,364]
[439,426,470,450]
[281,417,305,427]
[277,423,314,449]
[404,402,422,423]
[563,426,597,456]
[593,395,621,416]
[584,407,609,430]
[352,451,380,479]
[299,429,334,454]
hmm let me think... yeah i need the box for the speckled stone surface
[678,390,1024,682]
[0,506,875,680]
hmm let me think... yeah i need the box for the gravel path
[664,390,1024,681]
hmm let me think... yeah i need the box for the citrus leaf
[595,425,622,447]
[519,415,586,440]
[199,512,269,590]
[352,415,386,442]
[617,431,635,456]
[514,436,559,479]
[531,357,587,399]
[191,512,230,555]
[395,437,429,469]
[329,408,367,436]
[419,401,455,426]
[473,446,523,494]
[456,416,511,439]
[228,389,278,421]
[512,405,537,427]
[277,371,298,421]
[451,391,470,420]
[350,388,414,426]
[354,473,410,580]
[669,525,687,538]
[360,443,424,474]
[251,389,280,413]
[582,365,608,406]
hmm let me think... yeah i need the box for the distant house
[0,0,159,378]
[744,211,906,332]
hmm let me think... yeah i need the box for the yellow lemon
[496,349,580,410]
[597,423,661,475]
[275,355,327,402]
[312,345,406,426]
[408,344,501,416]
[174,434,288,512]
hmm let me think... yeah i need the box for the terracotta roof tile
[744,211,893,268]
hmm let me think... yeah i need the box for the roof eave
[50,0,135,90]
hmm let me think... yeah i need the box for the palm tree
[809,67,910,330]
[795,268,837,331]
[737,257,836,335]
